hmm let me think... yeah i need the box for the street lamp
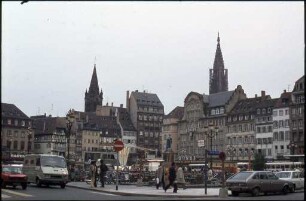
[204,123,218,169]
[288,142,298,155]
[27,127,32,154]
[66,109,75,179]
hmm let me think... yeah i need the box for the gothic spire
[209,32,228,94]
[88,64,99,94]
[213,32,224,70]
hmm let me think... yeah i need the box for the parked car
[275,171,304,192]
[226,171,294,196]
[1,164,28,190]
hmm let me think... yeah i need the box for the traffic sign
[207,150,220,155]
[113,140,124,152]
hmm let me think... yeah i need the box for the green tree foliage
[252,153,266,170]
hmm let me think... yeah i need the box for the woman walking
[176,166,187,190]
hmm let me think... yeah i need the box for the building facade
[289,75,305,156]
[177,85,246,166]
[126,90,164,157]
[161,106,184,162]
[1,103,33,163]
[272,90,292,160]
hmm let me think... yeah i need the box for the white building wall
[272,107,291,159]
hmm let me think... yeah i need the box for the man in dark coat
[164,162,178,193]
[99,159,108,187]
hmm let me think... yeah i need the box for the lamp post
[66,109,75,179]
[8,138,12,162]
[204,123,218,169]
[27,127,32,154]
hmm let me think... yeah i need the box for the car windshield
[228,172,253,180]
[276,172,291,178]
[41,156,66,168]
[2,166,22,174]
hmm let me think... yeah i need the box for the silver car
[275,171,304,192]
[226,171,294,196]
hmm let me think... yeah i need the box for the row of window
[273,131,290,141]
[6,130,28,138]
[137,105,163,113]
[138,114,163,121]
[227,136,255,145]
[227,114,254,122]
[5,119,31,127]
[273,109,289,116]
[273,120,290,128]
[139,131,159,138]
[257,107,272,115]
[210,107,225,115]
[256,126,273,133]
[6,140,31,150]
[227,124,256,133]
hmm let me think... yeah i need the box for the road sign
[113,140,124,152]
[207,150,220,155]
[219,151,226,161]
[197,140,205,147]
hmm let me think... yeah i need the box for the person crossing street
[99,159,108,187]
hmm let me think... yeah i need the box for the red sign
[113,140,124,152]
[219,151,226,161]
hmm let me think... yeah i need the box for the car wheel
[2,182,7,188]
[36,178,42,187]
[290,185,295,193]
[60,183,66,189]
[282,185,289,195]
[232,191,239,196]
[13,185,17,189]
[252,187,260,197]
[22,183,27,190]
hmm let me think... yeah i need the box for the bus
[265,161,304,172]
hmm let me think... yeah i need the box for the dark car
[1,164,28,190]
[226,171,294,197]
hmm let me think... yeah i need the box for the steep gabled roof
[165,106,184,120]
[204,90,235,107]
[131,91,163,107]
[1,103,30,119]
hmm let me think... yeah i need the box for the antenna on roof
[288,84,290,92]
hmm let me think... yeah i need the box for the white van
[23,154,68,188]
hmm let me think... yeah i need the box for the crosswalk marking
[90,191,119,196]
[1,189,33,197]
[1,194,11,199]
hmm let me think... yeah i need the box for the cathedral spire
[209,32,228,94]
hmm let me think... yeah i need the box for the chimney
[255,94,257,98]
[135,90,138,92]
[126,90,130,112]
[106,102,108,106]
[120,104,123,108]
[283,90,286,93]
[261,91,265,100]
[111,102,113,107]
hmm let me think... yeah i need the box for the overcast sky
[2,1,304,117]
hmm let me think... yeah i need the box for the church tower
[209,33,228,94]
[84,64,103,112]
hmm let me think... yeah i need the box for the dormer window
[220,108,224,114]
[257,109,261,114]
[211,109,215,115]
[262,108,266,114]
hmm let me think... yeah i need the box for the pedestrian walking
[176,166,186,190]
[99,159,108,187]
[163,166,169,189]
[156,165,164,189]
[90,160,97,188]
[164,162,178,193]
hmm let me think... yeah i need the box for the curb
[66,184,220,198]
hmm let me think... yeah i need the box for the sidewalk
[67,182,232,198]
